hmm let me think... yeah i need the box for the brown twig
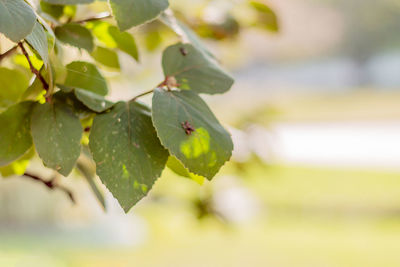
[74,12,112,24]
[131,89,156,101]
[0,45,18,62]
[18,42,49,92]
[131,76,178,101]
[23,172,76,204]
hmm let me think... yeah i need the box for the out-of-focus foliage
[328,0,400,63]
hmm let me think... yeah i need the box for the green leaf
[166,156,190,178]
[0,101,35,166]
[152,89,233,179]
[0,0,36,42]
[40,2,64,19]
[110,0,169,31]
[88,22,139,61]
[160,12,216,59]
[89,101,169,212]
[31,102,83,176]
[55,23,94,52]
[74,88,114,113]
[166,156,205,185]
[250,1,279,32]
[108,26,139,61]
[42,0,94,4]
[91,46,120,69]
[64,61,108,96]
[26,21,49,64]
[0,148,35,178]
[162,43,234,94]
[0,68,29,111]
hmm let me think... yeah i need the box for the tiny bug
[181,121,195,135]
[180,47,188,56]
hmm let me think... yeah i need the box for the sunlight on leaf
[180,128,210,159]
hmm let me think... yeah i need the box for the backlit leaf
[88,21,139,61]
[166,156,205,185]
[152,89,233,179]
[91,46,120,70]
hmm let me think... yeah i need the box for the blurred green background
[2,0,400,266]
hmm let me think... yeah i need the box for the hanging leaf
[91,46,120,70]
[152,89,233,179]
[64,61,108,96]
[0,101,35,166]
[110,0,169,31]
[55,23,94,52]
[89,101,169,212]
[31,102,83,176]
[26,21,49,64]
[166,156,205,185]
[162,43,234,94]
[0,0,36,42]
[88,21,139,61]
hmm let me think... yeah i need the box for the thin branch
[0,45,18,62]
[74,12,112,24]
[18,42,49,91]
[130,77,175,101]
[131,89,155,101]
[23,172,76,204]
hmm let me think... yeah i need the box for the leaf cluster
[0,0,277,212]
